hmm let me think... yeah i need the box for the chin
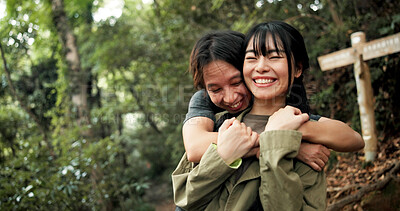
[255,94,276,101]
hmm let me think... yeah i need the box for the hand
[297,142,330,171]
[264,106,309,132]
[243,147,260,159]
[217,118,259,165]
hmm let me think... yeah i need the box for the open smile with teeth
[254,78,276,84]
[230,101,241,109]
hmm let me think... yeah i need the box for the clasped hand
[216,106,329,171]
[217,118,259,165]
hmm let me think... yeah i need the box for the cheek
[208,94,222,106]
[277,65,290,83]
[242,66,251,77]
[244,77,254,91]
[237,85,249,96]
[242,69,252,85]
[244,76,252,85]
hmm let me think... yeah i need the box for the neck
[249,96,286,116]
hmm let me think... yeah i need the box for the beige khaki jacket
[172,112,326,211]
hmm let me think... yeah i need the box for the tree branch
[285,13,329,24]
[121,72,162,134]
[325,0,343,26]
[0,42,56,158]
[152,0,161,18]
[327,161,400,211]
[128,84,162,134]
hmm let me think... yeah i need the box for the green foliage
[0,106,26,155]
[14,58,58,128]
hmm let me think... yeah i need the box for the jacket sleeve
[258,130,326,211]
[172,144,237,210]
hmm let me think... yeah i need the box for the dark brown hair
[189,31,245,89]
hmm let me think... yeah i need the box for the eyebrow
[207,84,217,89]
[207,74,242,89]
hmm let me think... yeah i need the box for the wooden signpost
[318,32,400,162]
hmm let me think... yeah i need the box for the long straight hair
[241,21,310,114]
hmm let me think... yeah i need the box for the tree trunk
[50,0,91,133]
[50,0,110,209]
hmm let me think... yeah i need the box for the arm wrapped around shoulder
[258,130,326,211]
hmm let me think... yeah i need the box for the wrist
[298,121,313,140]
[215,144,234,165]
[296,142,306,161]
[215,145,241,167]
[218,153,236,165]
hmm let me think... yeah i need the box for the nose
[255,57,270,73]
[223,88,236,104]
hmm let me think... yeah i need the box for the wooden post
[351,32,378,162]
[318,32,400,161]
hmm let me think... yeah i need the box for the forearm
[184,132,218,163]
[259,130,304,210]
[182,117,218,162]
[172,145,236,210]
[299,118,364,152]
[259,130,326,210]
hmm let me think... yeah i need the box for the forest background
[0,0,399,210]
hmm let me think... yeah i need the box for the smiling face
[203,60,251,113]
[243,36,302,103]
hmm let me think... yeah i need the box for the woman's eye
[245,56,256,60]
[269,55,282,59]
[269,52,285,59]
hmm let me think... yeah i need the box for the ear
[294,63,303,78]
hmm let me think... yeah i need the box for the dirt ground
[326,137,400,210]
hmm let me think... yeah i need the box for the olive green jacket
[172,113,326,211]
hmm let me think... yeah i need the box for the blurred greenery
[0,0,399,209]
